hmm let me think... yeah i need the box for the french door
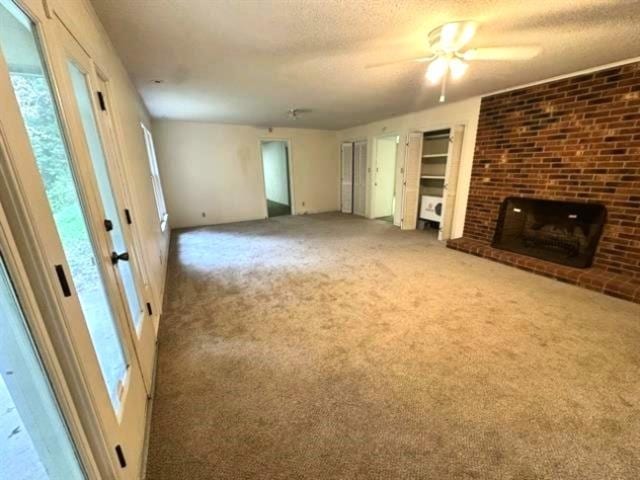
[53,18,156,392]
[0,1,147,477]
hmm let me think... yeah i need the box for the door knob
[110,251,130,265]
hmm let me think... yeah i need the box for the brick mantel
[448,62,640,303]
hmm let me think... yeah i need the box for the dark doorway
[261,140,292,218]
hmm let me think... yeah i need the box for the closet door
[439,125,465,240]
[353,141,367,216]
[340,143,354,214]
[400,132,423,230]
[393,149,404,226]
[0,3,146,478]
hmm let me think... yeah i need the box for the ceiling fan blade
[463,46,542,61]
[365,55,434,69]
[432,21,478,52]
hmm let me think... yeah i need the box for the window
[141,123,167,231]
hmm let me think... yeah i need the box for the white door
[400,132,424,230]
[393,144,405,226]
[56,45,157,391]
[353,141,367,216]
[373,136,397,218]
[439,125,465,241]
[341,143,354,214]
[0,3,147,478]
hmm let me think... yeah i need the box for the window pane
[141,124,167,223]
[0,255,85,479]
[0,0,127,410]
[67,63,143,330]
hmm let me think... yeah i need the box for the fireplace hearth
[492,198,606,268]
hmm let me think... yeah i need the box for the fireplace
[492,198,606,268]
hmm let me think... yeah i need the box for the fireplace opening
[492,197,606,268]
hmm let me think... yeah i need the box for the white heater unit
[420,195,443,222]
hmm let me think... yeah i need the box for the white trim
[483,56,640,98]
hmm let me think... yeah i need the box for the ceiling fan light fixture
[426,57,448,84]
[449,57,468,80]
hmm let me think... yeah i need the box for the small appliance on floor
[420,195,443,223]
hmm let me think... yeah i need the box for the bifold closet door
[400,132,423,230]
[341,143,354,214]
[439,125,465,240]
[353,141,367,216]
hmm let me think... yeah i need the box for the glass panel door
[67,63,144,332]
[0,0,127,413]
[56,25,156,392]
[0,1,148,477]
[0,254,85,479]
[93,73,158,389]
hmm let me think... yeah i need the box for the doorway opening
[261,140,292,218]
[373,135,399,223]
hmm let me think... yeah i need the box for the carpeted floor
[146,213,640,480]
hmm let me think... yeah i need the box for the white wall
[153,120,340,229]
[338,97,482,238]
[261,141,289,205]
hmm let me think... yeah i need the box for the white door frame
[258,138,294,218]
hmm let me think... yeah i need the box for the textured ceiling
[91,0,640,130]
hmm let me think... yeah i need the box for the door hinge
[97,91,106,111]
[55,265,72,297]
[124,208,132,224]
[115,445,127,468]
[146,302,153,316]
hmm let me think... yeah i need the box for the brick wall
[463,62,640,279]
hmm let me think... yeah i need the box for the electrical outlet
[201,212,206,217]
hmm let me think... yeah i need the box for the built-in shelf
[422,154,447,159]
[421,175,445,180]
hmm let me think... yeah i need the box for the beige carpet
[146,213,640,480]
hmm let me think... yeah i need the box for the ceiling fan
[287,108,312,120]
[367,21,541,102]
